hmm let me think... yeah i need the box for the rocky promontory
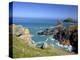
[9,24,34,46]
[37,20,78,53]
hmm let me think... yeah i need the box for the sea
[14,23,57,43]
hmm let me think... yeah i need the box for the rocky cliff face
[9,24,33,46]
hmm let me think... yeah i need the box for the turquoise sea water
[15,23,55,42]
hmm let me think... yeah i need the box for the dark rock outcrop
[54,25,78,53]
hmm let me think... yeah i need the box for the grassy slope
[12,36,72,58]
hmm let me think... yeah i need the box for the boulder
[41,42,48,49]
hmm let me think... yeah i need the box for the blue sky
[9,2,78,23]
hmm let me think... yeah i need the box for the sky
[9,2,78,23]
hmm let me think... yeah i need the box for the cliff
[9,24,33,46]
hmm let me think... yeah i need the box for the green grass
[11,36,72,58]
[63,18,73,22]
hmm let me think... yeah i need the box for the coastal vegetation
[12,35,72,58]
[63,18,73,22]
